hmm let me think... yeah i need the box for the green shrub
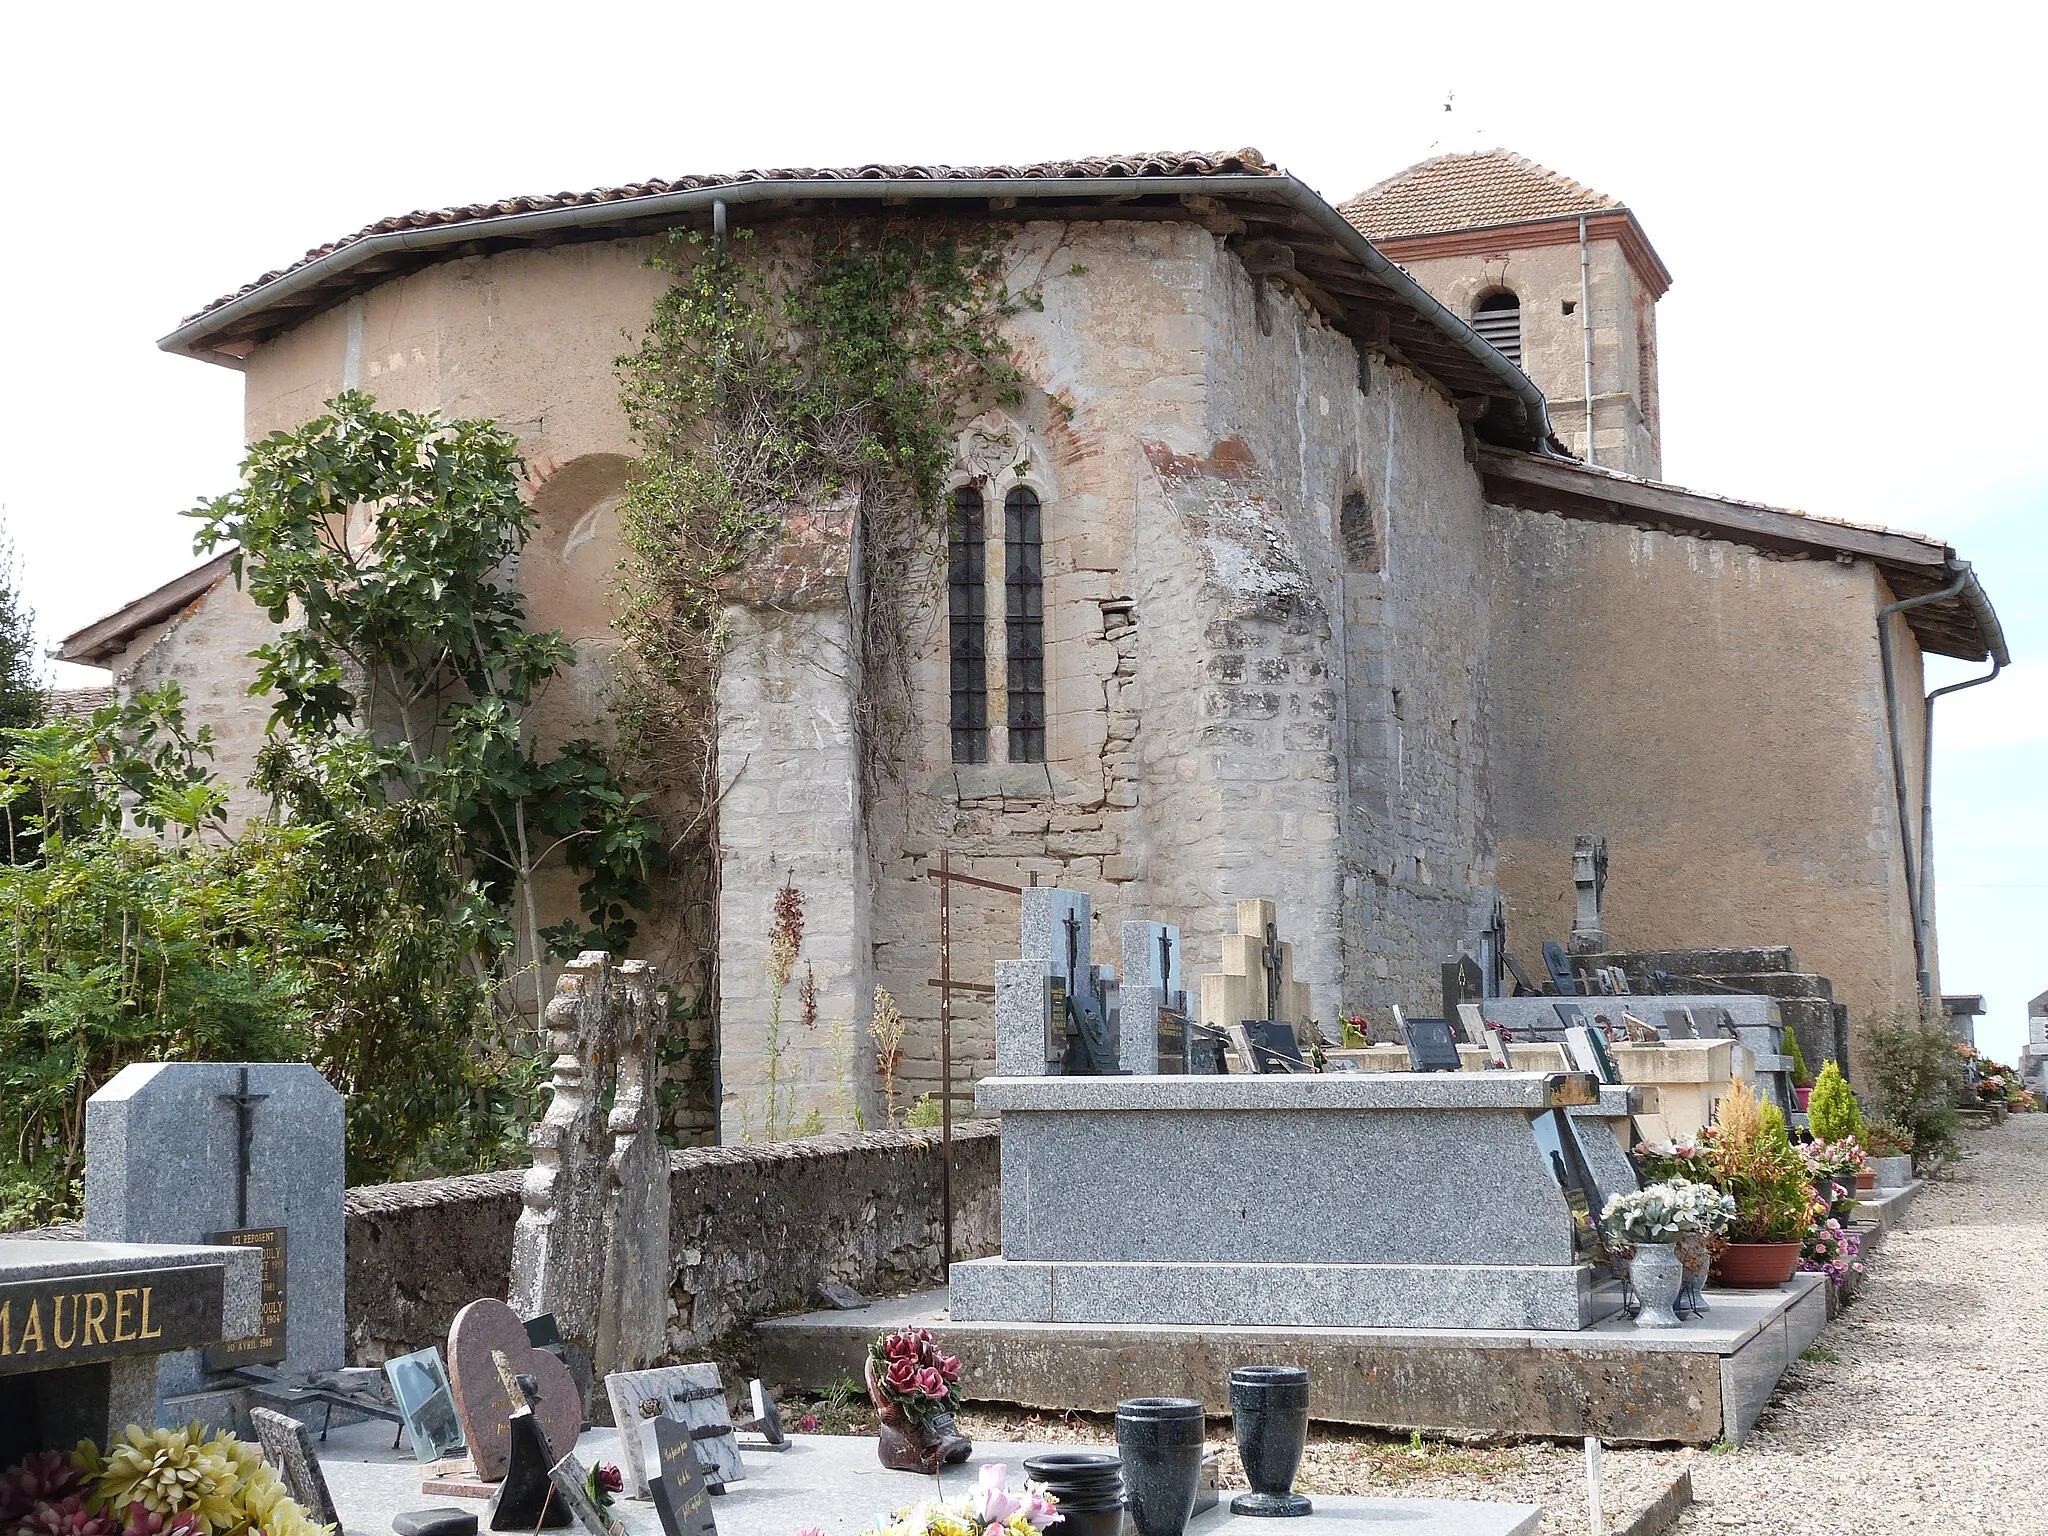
[1861,1009,1966,1167]
[906,1093,944,1130]
[1781,1025,1811,1089]
[1806,1061,1865,1142]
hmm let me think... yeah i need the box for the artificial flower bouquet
[1630,1135,1707,1186]
[1799,1135,1869,1207]
[868,1326,964,1426]
[1601,1178,1734,1247]
[1,1426,331,1536]
[862,1464,1061,1536]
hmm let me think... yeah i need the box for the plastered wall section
[1485,504,1928,1026]
[1397,240,1659,479]
[864,221,1500,1102]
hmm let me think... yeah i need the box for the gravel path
[934,1115,2046,1534]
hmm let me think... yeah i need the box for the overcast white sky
[2,2,2040,1060]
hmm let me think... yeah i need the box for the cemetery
[6,855,1991,1536]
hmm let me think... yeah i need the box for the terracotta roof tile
[193,150,1276,321]
[1339,150,1619,241]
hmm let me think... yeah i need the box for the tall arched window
[1472,290,1522,366]
[948,487,988,764]
[1004,486,1046,764]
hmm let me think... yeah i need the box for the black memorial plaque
[1400,1014,1464,1073]
[490,1411,571,1531]
[650,1417,717,1536]
[204,1226,286,1368]
[1241,1020,1307,1073]
[1156,1007,1189,1074]
[1,1262,226,1374]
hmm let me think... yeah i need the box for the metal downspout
[1578,215,1596,465]
[1912,561,2007,993]
[1877,570,1969,1006]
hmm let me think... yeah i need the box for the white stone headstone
[84,1061,344,1415]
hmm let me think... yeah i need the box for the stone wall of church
[863,220,1500,1106]
[1484,504,1927,1035]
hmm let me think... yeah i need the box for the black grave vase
[1114,1398,1206,1536]
[1227,1366,1312,1517]
[1022,1452,1125,1536]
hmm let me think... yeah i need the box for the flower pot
[864,1355,970,1473]
[1711,1241,1803,1288]
[1227,1366,1312,1518]
[1629,1242,1685,1328]
[1674,1231,1712,1316]
[1024,1452,1125,1536]
[1115,1398,1206,1536]
[1794,1087,1812,1111]
[1855,1168,1877,1192]
[1873,1154,1913,1190]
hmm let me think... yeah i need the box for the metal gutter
[157,173,1558,452]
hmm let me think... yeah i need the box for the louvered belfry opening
[1472,290,1522,366]
[948,486,989,764]
[1004,486,1046,764]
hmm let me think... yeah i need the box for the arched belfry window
[948,487,989,764]
[1472,290,1522,366]
[1004,486,1046,764]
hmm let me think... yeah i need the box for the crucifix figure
[1158,929,1180,1012]
[1261,922,1283,1024]
[219,1066,269,1228]
[1063,908,1083,987]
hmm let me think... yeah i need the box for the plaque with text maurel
[204,1227,287,1368]
[0,1264,227,1374]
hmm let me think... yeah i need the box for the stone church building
[64,148,2005,1138]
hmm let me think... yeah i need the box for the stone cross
[1570,835,1610,954]
[509,952,671,1412]
[1199,899,1312,1037]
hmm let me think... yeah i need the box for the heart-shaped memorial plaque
[447,1298,582,1480]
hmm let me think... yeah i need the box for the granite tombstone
[83,1062,343,1421]
[249,1408,341,1532]
[602,1363,742,1501]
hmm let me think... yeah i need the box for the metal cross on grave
[219,1066,269,1228]
[1261,921,1283,1027]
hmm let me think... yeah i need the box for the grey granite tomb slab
[84,1062,344,1406]
[994,959,1061,1077]
[949,1256,1603,1331]
[1019,887,1091,985]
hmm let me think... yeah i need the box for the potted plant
[1806,1063,1875,1189]
[1702,1080,1813,1287]
[1783,1028,1814,1111]
[865,1326,971,1472]
[1863,1118,1914,1188]
[1799,1194,1865,1295]
[1798,1136,1868,1219]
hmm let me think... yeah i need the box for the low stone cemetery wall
[342,1123,999,1364]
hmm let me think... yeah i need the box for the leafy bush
[1806,1060,1865,1142]
[1861,1008,1966,1167]
[1781,1025,1811,1089]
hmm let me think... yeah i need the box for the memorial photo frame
[386,1345,466,1463]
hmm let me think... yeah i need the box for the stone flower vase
[1115,1398,1207,1536]
[864,1356,971,1473]
[1228,1366,1312,1518]
[1674,1231,1712,1316]
[1630,1241,1685,1328]
[1023,1452,1125,1536]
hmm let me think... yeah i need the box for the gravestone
[994,888,1119,1076]
[386,1345,466,1462]
[1239,1020,1308,1074]
[649,1417,717,1536]
[603,1363,742,1501]
[1198,900,1312,1042]
[1542,941,1579,996]
[447,1298,582,1482]
[1440,954,1485,1018]
[249,1407,341,1531]
[83,1062,343,1421]
[510,954,671,1412]
[1397,1010,1464,1073]
[1119,920,1188,1075]
[1568,835,1609,954]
